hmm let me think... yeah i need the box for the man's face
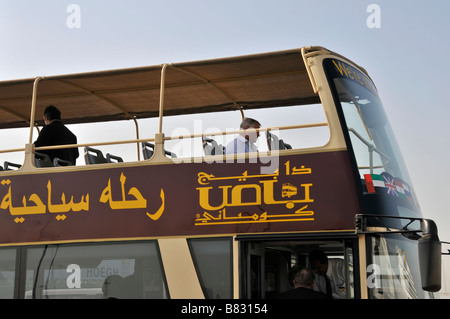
[311,260,328,275]
[244,124,260,143]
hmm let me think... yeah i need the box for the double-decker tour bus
[0,47,442,299]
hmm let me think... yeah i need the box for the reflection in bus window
[188,238,233,299]
[23,242,168,299]
[367,234,427,299]
[0,248,16,299]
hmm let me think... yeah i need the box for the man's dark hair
[44,105,61,121]
[309,249,328,264]
[240,117,261,129]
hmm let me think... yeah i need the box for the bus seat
[142,142,154,160]
[84,147,108,164]
[166,150,177,158]
[35,152,54,168]
[0,165,3,171]
[34,152,74,167]
[202,137,224,156]
[142,142,177,160]
[106,153,124,163]
[266,131,292,151]
[85,147,123,164]
[4,161,21,170]
[280,139,292,150]
[53,158,73,167]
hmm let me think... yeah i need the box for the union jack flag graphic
[383,175,398,196]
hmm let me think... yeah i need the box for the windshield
[324,59,413,192]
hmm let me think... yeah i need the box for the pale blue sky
[1,0,450,270]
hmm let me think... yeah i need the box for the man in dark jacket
[277,268,328,299]
[34,105,79,165]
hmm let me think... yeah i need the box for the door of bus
[239,236,357,299]
[245,244,265,299]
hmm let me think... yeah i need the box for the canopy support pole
[152,64,171,162]
[158,64,169,134]
[28,77,45,144]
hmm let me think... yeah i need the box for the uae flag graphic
[364,174,385,193]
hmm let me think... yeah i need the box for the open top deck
[0,48,322,130]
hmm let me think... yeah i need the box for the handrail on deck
[0,121,329,171]
[30,122,327,155]
[33,137,156,153]
[348,127,391,174]
[164,122,328,141]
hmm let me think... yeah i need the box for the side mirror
[418,219,441,292]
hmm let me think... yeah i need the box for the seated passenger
[34,105,79,165]
[277,268,327,299]
[224,117,261,154]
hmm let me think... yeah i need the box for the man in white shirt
[225,117,261,154]
[309,249,346,299]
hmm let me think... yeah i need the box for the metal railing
[348,127,391,174]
